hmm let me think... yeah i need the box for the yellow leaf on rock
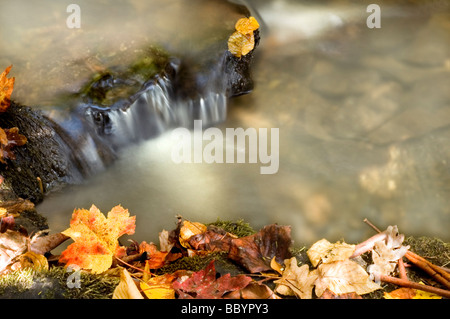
[228,32,255,58]
[307,238,355,267]
[235,16,260,35]
[113,268,144,299]
[228,16,259,58]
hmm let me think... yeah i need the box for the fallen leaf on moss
[274,257,318,299]
[173,260,252,299]
[59,205,136,274]
[16,251,48,271]
[179,220,207,249]
[113,268,144,299]
[319,289,362,299]
[228,224,292,273]
[0,65,14,112]
[367,225,409,279]
[225,282,280,299]
[307,238,355,267]
[314,259,381,297]
[384,286,442,299]
[141,273,176,299]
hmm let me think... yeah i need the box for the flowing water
[2,0,450,246]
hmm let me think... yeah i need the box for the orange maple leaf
[59,205,136,274]
[0,65,15,112]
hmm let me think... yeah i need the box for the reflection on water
[34,0,450,245]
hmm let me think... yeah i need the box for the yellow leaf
[228,32,255,58]
[18,251,48,271]
[113,268,144,299]
[307,238,355,267]
[314,260,381,297]
[0,65,14,112]
[59,205,136,274]
[235,16,260,35]
[384,285,442,299]
[140,276,175,299]
[179,220,207,249]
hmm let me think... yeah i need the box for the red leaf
[173,260,252,299]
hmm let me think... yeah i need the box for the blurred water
[28,0,450,245]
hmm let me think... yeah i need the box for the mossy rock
[0,267,119,299]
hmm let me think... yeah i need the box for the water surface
[12,0,450,245]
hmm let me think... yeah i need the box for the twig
[363,218,382,233]
[405,251,450,290]
[398,258,407,281]
[379,273,450,299]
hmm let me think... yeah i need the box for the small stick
[398,258,408,281]
[379,273,450,299]
[363,218,382,233]
[405,251,450,290]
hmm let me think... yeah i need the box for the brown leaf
[30,232,69,255]
[225,282,280,299]
[228,224,292,273]
[274,257,318,299]
[319,289,363,299]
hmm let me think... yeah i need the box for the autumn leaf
[113,268,144,299]
[274,257,318,299]
[367,225,409,280]
[307,238,355,267]
[314,259,381,297]
[384,286,442,299]
[179,220,207,249]
[0,127,27,164]
[228,32,255,58]
[235,16,260,35]
[173,260,252,299]
[228,17,260,58]
[0,65,14,112]
[59,205,136,274]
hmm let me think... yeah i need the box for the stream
[1,0,449,247]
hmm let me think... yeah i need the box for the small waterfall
[48,48,251,181]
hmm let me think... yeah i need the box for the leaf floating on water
[59,204,136,274]
[0,65,14,112]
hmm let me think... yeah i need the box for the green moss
[208,218,256,237]
[0,266,119,299]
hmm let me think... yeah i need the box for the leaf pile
[1,203,448,299]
